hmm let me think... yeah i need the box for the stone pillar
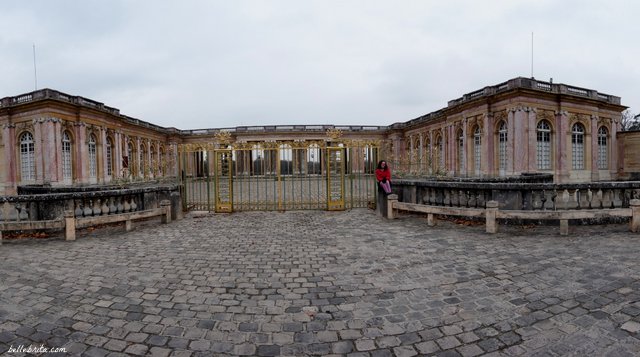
[630,199,640,233]
[33,119,44,183]
[485,200,499,233]
[75,122,87,184]
[611,117,620,179]
[555,111,569,183]
[527,109,537,173]
[428,130,434,174]
[418,132,423,171]
[448,124,455,175]
[559,219,569,236]
[3,124,17,194]
[54,121,64,184]
[462,119,468,176]
[483,114,493,177]
[136,137,142,178]
[161,200,172,224]
[146,138,152,178]
[506,109,516,175]
[387,194,398,219]
[512,107,528,175]
[64,210,76,241]
[590,115,599,181]
[101,128,108,183]
[42,118,58,183]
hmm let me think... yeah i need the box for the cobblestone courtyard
[1,210,640,356]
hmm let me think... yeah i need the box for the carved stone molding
[16,121,34,132]
[597,117,611,127]
[537,110,555,122]
[493,110,507,122]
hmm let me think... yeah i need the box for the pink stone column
[3,124,17,194]
[611,117,620,178]
[513,108,528,175]
[555,111,569,183]
[42,119,58,183]
[428,130,434,174]
[136,137,142,178]
[54,121,63,183]
[590,115,599,181]
[114,132,122,178]
[527,110,537,173]
[447,125,453,175]
[101,128,108,183]
[462,120,468,176]
[506,109,516,175]
[33,119,44,183]
[75,122,87,184]
[147,138,152,178]
[483,114,493,176]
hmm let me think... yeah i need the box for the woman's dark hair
[377,160,388,170]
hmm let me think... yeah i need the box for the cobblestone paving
[1,210,640,356]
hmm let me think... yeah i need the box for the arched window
[62,131,73,181]
[498,121,508,172]
[571,123,585,170]
[474,126,482,175]
[88,134,97,178]
[457,130,465,174]
[597,126,608,170]
[536,120,551,170]
[20,132,35,181]
[106,137,114,176]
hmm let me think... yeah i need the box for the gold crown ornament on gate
[214,130,233,145]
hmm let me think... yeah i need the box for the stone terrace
[1,210,640,356]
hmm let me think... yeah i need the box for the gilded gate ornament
[214,130,233,145]
[326,128,343,141]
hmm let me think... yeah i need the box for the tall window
[106,137,113,176]
[62,131,73,181]
[458,130,465,174]
[536,120,551,170]
[571,123,585,170]
[88,134,97,178]
[498,121,507,172]
[474,126,482,175]
[597,126,608,170]
[20,132,35,181]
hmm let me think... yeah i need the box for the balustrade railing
[393,179,640,212]
[0,184,179,223]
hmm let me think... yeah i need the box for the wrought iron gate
[179,140,378,212]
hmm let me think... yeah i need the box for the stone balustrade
[392,179,640,212]
[0,184,181,244]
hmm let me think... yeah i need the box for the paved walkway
[1,210,640,356]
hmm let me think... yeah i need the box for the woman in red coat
[375,160,392,194]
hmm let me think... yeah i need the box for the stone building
[0,77,630,195]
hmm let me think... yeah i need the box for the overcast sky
[1,1,638,130]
